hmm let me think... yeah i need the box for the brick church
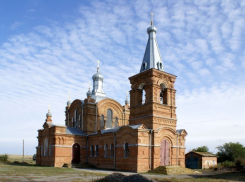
[36,19,187,172]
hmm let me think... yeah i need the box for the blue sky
[0,0,245,155]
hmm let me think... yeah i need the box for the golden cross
[48,104,50,112]
[150,12,153,25]
[68,92,70,100]
[97,60,100,68]
[89,81,91,90]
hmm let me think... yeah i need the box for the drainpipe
[122,111,125,126]
[150,129,153,170]
[113,132,116,170]
[95,105,97,132]
[82,104,84,131]
[86,135,88,163]
[177,133,179,166]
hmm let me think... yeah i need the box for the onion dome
[92,71,104,81]
[67,92,71,106]
[125,91,129,105]
[87,88,92,97]
[46,105,52,117]
[147,26,157,34]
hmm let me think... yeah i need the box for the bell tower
[129,16,177,130]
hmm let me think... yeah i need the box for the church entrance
[160,140,170,166]
[72,143,80,163]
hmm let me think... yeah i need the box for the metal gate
[160,140,170,166]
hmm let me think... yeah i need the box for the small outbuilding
[185,151,217,169]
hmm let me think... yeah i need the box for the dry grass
[153,172,245,182]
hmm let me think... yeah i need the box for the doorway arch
[160,140,170,166]
[72,143,80,163]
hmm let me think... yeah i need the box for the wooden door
[72,143,80,163]
[160,140,170,166]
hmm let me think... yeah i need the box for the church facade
[36,20,187,172]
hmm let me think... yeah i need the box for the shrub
[0,154,8,163]
[235,158,245,167]
[219,160,235,168]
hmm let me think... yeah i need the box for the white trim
[129,115,177,121]
[116,144,160,147]
[172,145,186,149]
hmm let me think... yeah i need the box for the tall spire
[140,13,165,73]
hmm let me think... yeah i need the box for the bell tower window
[139,83,146,105]
[160,83,167,104]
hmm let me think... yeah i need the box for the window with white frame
[104,144,108,157]
[90,145,94,157]
[124,143,129,157]
[106,109,113,128]
[100,115,104,128]
[95,145,99,157]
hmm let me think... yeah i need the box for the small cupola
[91,60,106,101]
[46,105,52,123]
[87,81,92,98]
[125,91,130,105]
[67,92,71,107]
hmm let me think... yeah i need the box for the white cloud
[1,0,245,155]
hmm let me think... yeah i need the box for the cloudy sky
[0,0,245,155]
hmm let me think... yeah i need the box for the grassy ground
[153,172,245,182]
[0,155,106,182]
[1,155,245,182]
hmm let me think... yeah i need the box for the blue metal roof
[66,127,86,136]
[140,24,165,73]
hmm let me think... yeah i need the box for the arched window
[115,117,118,127]
[143,62,147,70]
[72,117,74,128]
[106,109,113,128]
[110,144,114,157]
[90,145,94,157]
[74,109,79,128]
[100,115,104,128]
[142,89,146,104]
[139,83,146,105]
[44,138,48,156]
[95,145,99,157]
[160,83,167,104]
[104,144,108,157]
[124,143,129,157]
[79,115,81,127]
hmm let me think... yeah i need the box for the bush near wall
[235,158,245,167]
[0,154,8,163]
